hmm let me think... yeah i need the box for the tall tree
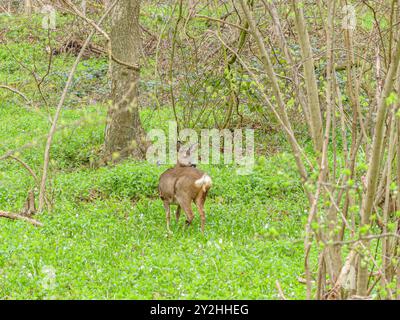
[104,0,146,160]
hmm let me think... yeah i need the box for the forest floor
[0,11,312,299]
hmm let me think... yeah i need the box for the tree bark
[24,0,32,15]
[104,0,146,161]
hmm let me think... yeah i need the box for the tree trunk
[104,0,146,161]
[24,0,32,15]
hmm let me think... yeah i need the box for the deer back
[158,165,208,203]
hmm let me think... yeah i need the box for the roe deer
[158,142,212,233]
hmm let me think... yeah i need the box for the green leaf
[385,92,398,106]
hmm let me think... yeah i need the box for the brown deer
[158,142,212,233]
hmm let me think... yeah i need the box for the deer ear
[186,142,198,155]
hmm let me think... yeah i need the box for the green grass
[0,158,308,299]
[0,10,311,300]
[0,101,309,299]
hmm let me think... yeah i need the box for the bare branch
[0,211,43,227]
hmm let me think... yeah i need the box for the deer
[158,142,212,233]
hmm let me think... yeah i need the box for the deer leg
[175,205,181,222]
[176,198,194,227]
[163,201,171,231]
[195,192,207,233]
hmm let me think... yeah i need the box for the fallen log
[0,211,43,227]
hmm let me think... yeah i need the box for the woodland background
[0,0,399,300]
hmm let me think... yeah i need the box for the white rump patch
[194,174,212,190]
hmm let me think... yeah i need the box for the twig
[275,280,287,300]
[194,14,249,31]
[7,155,38,183]
[331,233,400,246]
[0,84,32,106]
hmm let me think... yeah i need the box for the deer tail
[194,174,212,192]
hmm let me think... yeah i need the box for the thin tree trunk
[381,113,396,294]
[357,35,400,296]
[291,0,323,155]
[396,79,400,300]
[322,0,342,288]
